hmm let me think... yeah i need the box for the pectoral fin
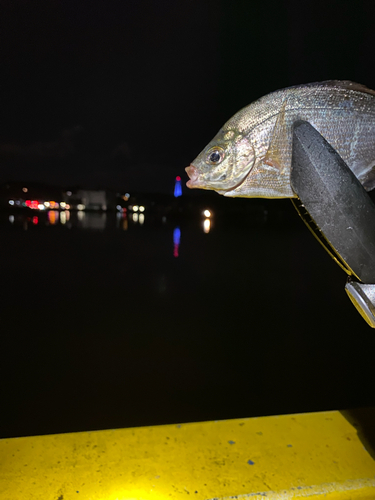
[263,99,289,173]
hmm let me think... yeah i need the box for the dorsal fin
[312,80,375,97]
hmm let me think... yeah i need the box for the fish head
[186,129,255,193]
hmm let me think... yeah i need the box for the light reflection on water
[116,211,128,230]
[48,210,59,225]
[6,210,194,258]
[60,210,70,225]
[173,227,181,258]
[8,210,117,230]
[1,202,375,438]
[203,218,211,233]
[6,208,216,259]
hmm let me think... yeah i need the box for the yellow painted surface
[1,410,375,499]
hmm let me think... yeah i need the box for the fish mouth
[185,164,200,188]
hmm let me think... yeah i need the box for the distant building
[65,190,107,211]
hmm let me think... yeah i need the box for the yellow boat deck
[1,409,375,499]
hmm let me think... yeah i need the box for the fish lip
[185,164,200,188]
[185,160,255,191]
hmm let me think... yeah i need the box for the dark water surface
[1,204,374,438]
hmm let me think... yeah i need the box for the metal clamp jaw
[291,121,375,327]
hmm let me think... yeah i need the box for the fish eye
[206,147,225,165]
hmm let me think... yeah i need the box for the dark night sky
[2,0,375,192]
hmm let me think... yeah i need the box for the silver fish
[185,81,375,198]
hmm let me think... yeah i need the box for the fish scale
[186,80,375,198]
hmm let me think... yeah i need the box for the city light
[22,187,28,193]
[2,187,218,236]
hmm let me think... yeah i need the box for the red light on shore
[176,176,181,181]
[25,200,31,207]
